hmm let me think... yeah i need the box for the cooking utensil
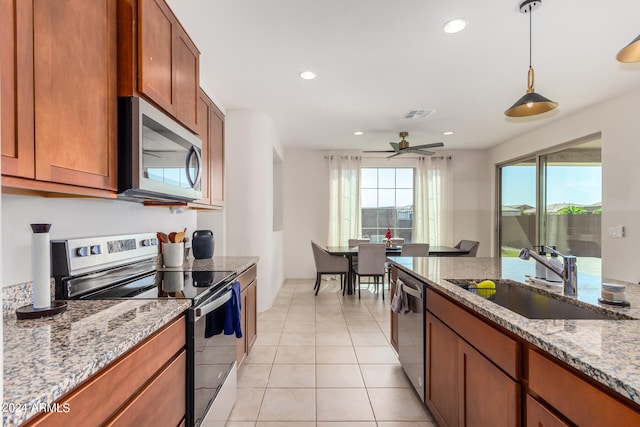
[174,227,187,243]
[157,232,169,243]
[168,232,177,242]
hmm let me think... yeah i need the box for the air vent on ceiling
[403,109,435,119]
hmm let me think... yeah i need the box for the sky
[501,165,602,207]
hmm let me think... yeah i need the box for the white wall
[196,210,226,256]
[282,149,490,279]
[1,194,196,286]
[225,111,284,312]
[450,150,493,257]
[488,88,640,283]
[283,150,330,279]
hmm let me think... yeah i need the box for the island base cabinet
[528,349,640,427]
[427,312,519,427]
[526,395,570,427]
[426,312,459,427]
[459,340,519,427]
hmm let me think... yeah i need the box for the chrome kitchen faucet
[519,246,578,297]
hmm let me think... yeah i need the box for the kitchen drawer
[427,288,519,379]
[27,316,185,426]
[526,395,570,427]
[528,349,640,426]
[237,264,257,292]
[107,350,186,426]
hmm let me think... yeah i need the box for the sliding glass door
[499,158,537,257]
[540,141,602,274]
[498,138,602,274]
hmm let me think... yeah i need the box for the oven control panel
[52,233,160,276]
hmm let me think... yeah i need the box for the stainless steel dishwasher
[396,269,426,401]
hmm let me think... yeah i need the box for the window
[499,138,602,274]
[361,168,414,242]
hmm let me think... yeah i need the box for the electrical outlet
[608,226,625,238]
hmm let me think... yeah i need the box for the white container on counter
[31,223,52,309]
[162,243,184,268]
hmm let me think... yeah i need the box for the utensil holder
[163,243,184,268]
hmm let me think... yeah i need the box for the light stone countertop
[2,299,191,427]
[2,256,258,426]
[388,256,640,406]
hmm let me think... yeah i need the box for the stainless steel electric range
[51,232,238,427]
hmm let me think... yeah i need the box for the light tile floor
[226,278,437,427]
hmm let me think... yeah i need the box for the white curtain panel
[427,156,454,246]
[413,156,430,243]
[327,153,362,246]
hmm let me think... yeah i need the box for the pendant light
[617,35,640,62]
[505,0,558,117]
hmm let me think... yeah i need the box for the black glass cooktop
[73,270,235,302]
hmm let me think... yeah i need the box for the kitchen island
[388,256,640,426]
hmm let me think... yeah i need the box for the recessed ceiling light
[443,131,454,136]
[299,71,316,80]
[443,18,467,34]
[354,131,364,136]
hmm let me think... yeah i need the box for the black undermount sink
[445,279,627,320]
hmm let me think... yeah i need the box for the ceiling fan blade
[363,150,395,153]
[386,152,404,158]
[409,142,445,150]
[389,142,401,152]
[410,149,436,156]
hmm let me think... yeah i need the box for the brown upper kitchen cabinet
[189,89,225,209]
[2,0,118,196]
[118,0,200,132]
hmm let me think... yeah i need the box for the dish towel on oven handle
[224,280,243,338]
[204,280,243,338]
[391,278,409,314]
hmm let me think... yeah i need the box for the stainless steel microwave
[118,96,203,202]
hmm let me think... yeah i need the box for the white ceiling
[167,0,640,152]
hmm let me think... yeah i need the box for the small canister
[192,230,215,259]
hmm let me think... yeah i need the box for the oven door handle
[192,289,232,322]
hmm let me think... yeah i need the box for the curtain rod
[360,155,452,160]
[323,155,452,160]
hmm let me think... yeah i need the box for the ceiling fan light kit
[504,0,558,118]
[617,34,640,62]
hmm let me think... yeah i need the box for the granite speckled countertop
[388,256,640,407]
[2,299,191,426]
[3,256,258,426]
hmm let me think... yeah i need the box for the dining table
[325,244,470,295]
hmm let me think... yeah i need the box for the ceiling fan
[365,132,444,158]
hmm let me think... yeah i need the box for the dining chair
[311,241,350,295]
[348,238,370,247]
[348,238,370,281]
[385,243,431,286]
[389,238,405,247]
[353,243,386,299]
[454,240,480,257]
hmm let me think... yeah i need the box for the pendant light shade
[505,67,558,117]
[617,35,640,63]
[504,0,558,118]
